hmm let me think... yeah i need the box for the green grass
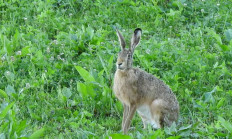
[0,0,232,138]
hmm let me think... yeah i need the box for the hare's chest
[113,74,136,105]
[114,81,131,105]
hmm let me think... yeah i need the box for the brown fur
[113,28,179,134]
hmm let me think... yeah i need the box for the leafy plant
[0,0,232,138]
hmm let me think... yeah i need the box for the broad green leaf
[13,30,19,48]
[204,87,217,103]
[75,66,95,82]
[178,124,192,131]
[204,92,214,103]
[149,129,164,139]
[77,82,95,98]
[179,130,191,137]
[4,36,13,55]
[0,133,5,139]
[18,137,28,139]
[29,128,45,139]
[226,90,232,96]
[167,9,180,17]
[220,44,229,51]
[172,1,183,10]
[58,89,66,103]
[14,29,19,40]
[33,50,44,66]
[5,85,16,96]
[0,122,9,134]
[35,50,43,60]
[164,123,177,135]
[69,122,79,129]
[0,89,9,101]
[208,29,222,45]
[16,120,27,134]
[109,134,132,139]
[31,113,41,121]
[86,26,94,39]
[62,87,72,99]
[225,29,232,42]
[86,84,95,97]
[215,132,227,137]
[218,116,232,133]
[21,46,30,56]
[0,102,15,120]
[83,110,93,118]
[167,136,181,139]
[217,98,225,108]
[98,70,104,77]
[4,71,15,81]
[77,82,87,97]
[213,62,218,69]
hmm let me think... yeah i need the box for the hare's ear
[130,28,142,52]
[116,30,126,50]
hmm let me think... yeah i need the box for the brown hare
[113,28,179,134]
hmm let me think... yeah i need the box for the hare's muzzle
[117,62,125,70]
[117,63,122,67]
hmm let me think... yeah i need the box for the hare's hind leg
[162,107,179,127]
[151,99,165,129]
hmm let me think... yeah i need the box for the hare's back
[133,68,173,96]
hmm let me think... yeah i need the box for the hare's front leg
[122,104,129,130]
[123,105,136,134]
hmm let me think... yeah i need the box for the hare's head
[116,28,142,70]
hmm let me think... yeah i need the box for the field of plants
[0,0,232,138]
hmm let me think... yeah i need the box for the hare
[113,28,179,134]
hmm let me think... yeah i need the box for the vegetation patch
[0,0,232,138]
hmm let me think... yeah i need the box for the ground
[0,0,232,138]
